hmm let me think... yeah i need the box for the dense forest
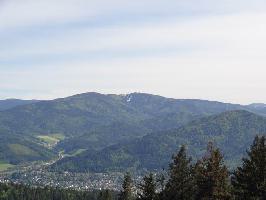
[1,92,266,167]
[52,110,266,172]
[0,183,118,200]
[1,135,266,200]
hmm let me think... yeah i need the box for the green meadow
[0,161,14,171]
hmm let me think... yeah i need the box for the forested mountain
[0,92,244,138]
[0,92,266,169]
[51,110,266,172]
[0,99,39,111]
[0,92,245,165]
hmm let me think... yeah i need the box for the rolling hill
[0,92,265,167]
[51,110,266,172]
[0,134,56,165]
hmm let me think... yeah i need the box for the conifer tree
[156,172,166,193]
[98,189,113,200]
[163,145,196,200]
[137,173,157,200]
[119,172,134,200]
[194,143,231,200]
[232,135,266,199]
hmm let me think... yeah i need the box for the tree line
[119,135,266,200]
[0,183,119,200]
[0,135,265,200]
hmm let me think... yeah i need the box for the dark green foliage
[54,110,266,172]
[0,92,242,165]
[119,172,134,200]
[194,143,231,200]
[1,92,266,168]
[98,190,114,200]
[1,136,266,200]
[163,146,196,200]
[55,121,151,153]
[0,183,117,200]
[137,173,158,200]
[232,136,266,199]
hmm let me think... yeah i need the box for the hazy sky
[1,0,266,104]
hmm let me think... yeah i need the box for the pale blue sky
[1,0,266,104]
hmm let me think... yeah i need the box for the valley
[0,92,266,191]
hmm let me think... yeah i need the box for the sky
[1,0,266,104]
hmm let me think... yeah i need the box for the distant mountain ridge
[248,103,266,108]
[0,99,39,111]
[0,92,265,169]
[247,103,266,116]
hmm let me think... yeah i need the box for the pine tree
[163,145,196,200]
[137,173,157,200]
[119,172,134,200]
[156,172,166,193]
[98,189,113,200]
[232,135,266,199]
[194,142,231,200]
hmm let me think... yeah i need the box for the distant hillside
[0,92,265,166]
[0,99,39,111]
[51,110,266,172]
[0,134,55,165]
[247,103,266,116]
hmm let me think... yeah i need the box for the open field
[37,134,65,146]
[0,161,14,171]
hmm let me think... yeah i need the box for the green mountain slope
[0,93,147,137]
[53,93,247,153]
[0,99,39,111]
[0,93,240,163]
[51,110,266,172]
[0,92,265,166]
[0,134,56,165]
